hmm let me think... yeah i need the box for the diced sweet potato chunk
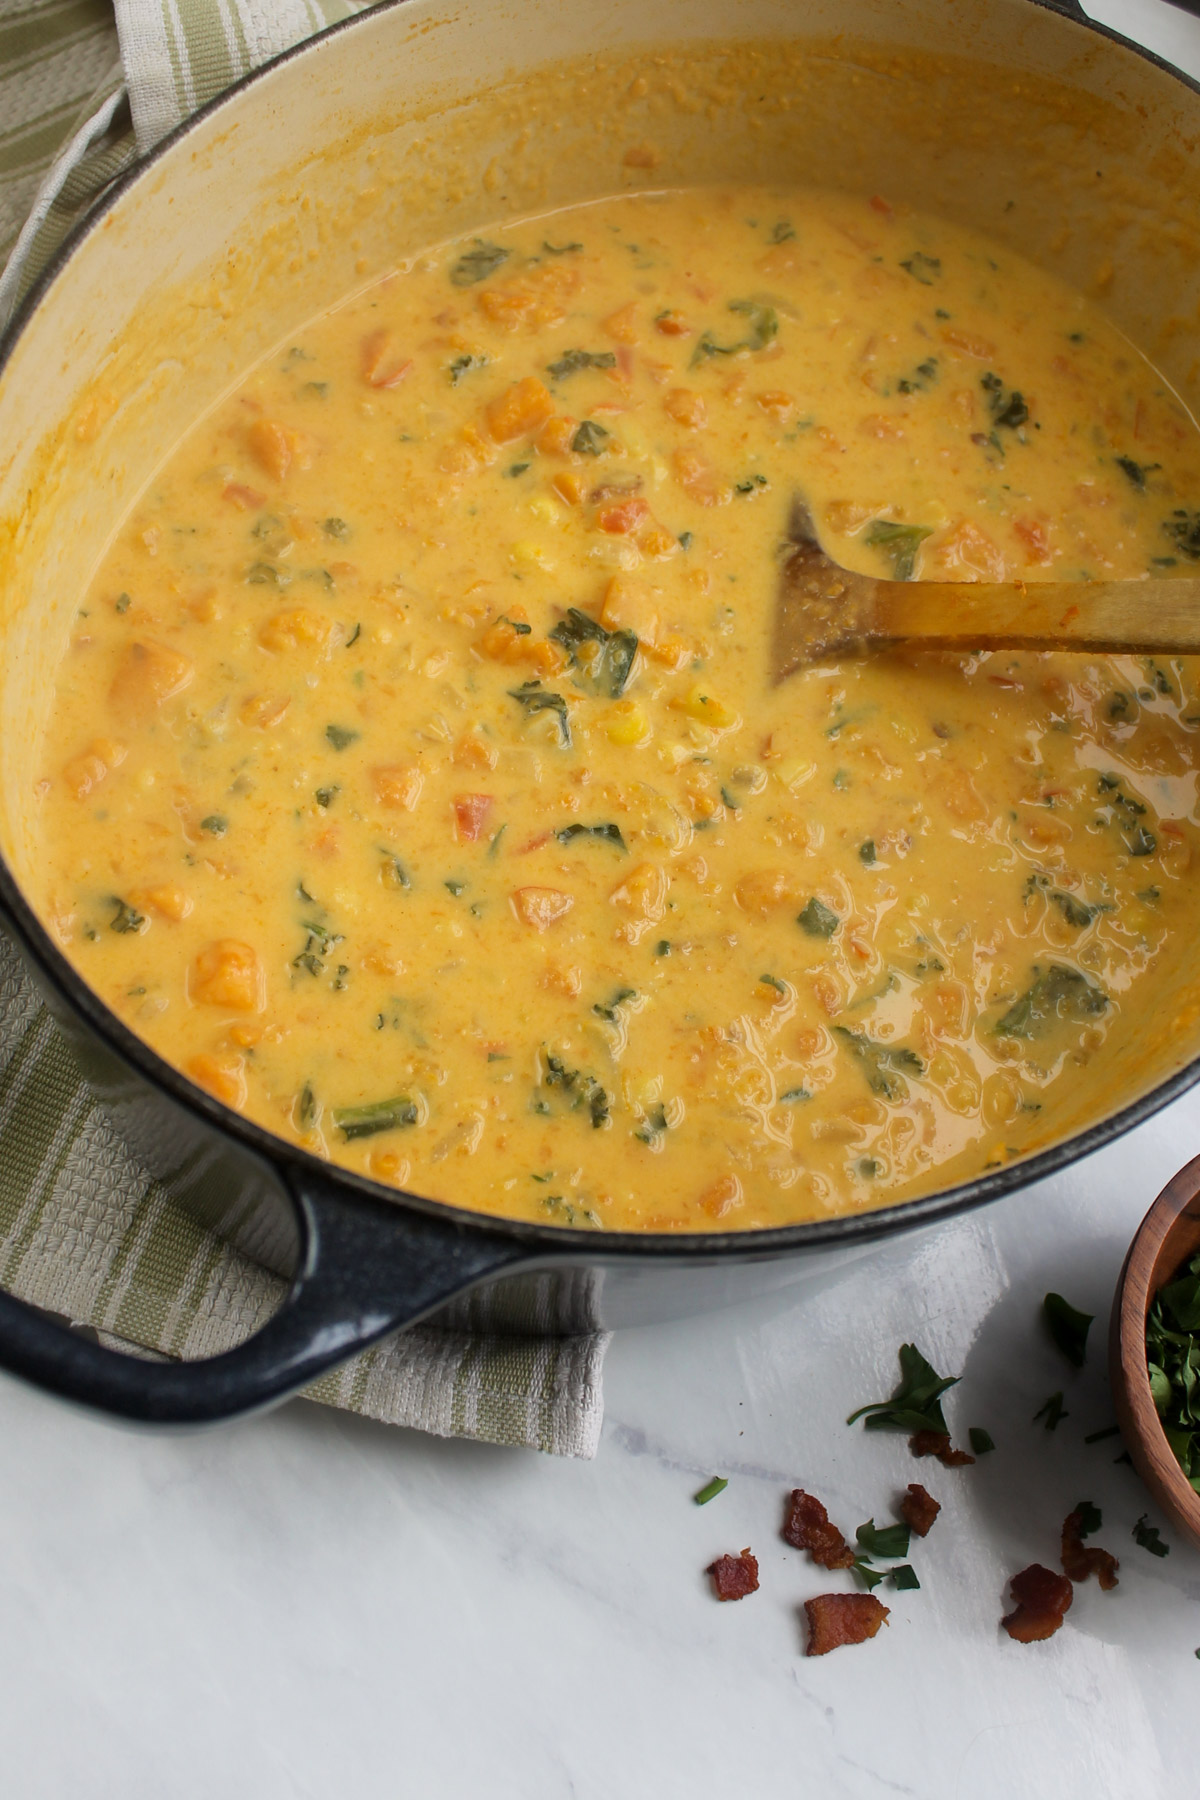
[734,868,799,918]
[186,1052,247,1109]
[1002,1564,1073,1642]
[109,641,193,716]
[707,1550,759,1601]
[257,608,332,653]
[664,387,707,428]
[190,941,263,1012]
[372,764,424,811]
[246,417,308,481]
[62,737,126,800]
[610,861,668,922]
[484,377,555,443]
[782,1490,856,1568]
[511,886,574,930]
[900,1483,940,1538]
[805,1593,889,1656]
[133,884,192,923]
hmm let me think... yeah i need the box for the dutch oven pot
[2,0,1200,1426]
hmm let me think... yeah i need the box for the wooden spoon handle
[773,532,1200,682]
[869,575,1200,654]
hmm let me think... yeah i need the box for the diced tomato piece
[453,793,493,842]
[597,498,650,535]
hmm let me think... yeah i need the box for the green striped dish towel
[0,0,610,1455]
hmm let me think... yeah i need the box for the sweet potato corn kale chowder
[36,188,1200,1231]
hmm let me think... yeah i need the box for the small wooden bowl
[1110,1154,1200,1552]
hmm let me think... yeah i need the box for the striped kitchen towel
[0,0,610,1456]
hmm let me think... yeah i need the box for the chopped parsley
[571,420,610,455]
[847,1342,960,1436]
[325,723,359,752]
[995,964,1108,1038]
[864,519,933,581]
[546,348,618,380]
[797,897,839,938]
[557,822,628,852]
[1043,1291,1093,1369]
[549,607,638,699]
[507,681,572,746]
[449,240,510,286]
[833,1027,924,1100]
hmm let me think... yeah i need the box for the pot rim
[3,0,1200,1262]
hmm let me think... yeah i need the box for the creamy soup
[34,186,1200,1231]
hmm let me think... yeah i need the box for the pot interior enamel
[4,0,1200,1243]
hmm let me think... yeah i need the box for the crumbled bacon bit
[1001,1563,1073,1643]
[782,1489,855,1568]
[707,1549,759,1601]
[805,1593,889,1656]
[900,1483,941,1538]
[909,1429,975,1466]
[1061,1511,1119,1590]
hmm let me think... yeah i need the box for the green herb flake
[556,822,627,852]
[968,1427,995,1455]
[1043,1291,1094,1369]
[655,939,671,957]
[995,964,1108,1038]
[549,606,638,699]
[690,300,779,367]
[1073,1499,1103,1537]
[115,592,132,613]
[199,814,228,836]
[542,240,583,256]
[333,1097,419,1140]
[851,1557,887,1591]
[834,1026,924,1100]
[109,898,147,935]
[507,681,572,746]
[864,519,933,581]
[1032,1390,1068,1431]
[325,723,360,752]
[1115,455,1160,490]
[448,353,488,385]
[900,251,941,284]
[571,419,610,456]
[593,987,637,1022]
[779,1086,812,1103]
[504,462,531,478]
[693,1475,728,1506]
[981,371,1029,431]
[759,973,787,995]
[889,1564,921,1591]
[450,240,510,286]
[798,897,839,938]
[1145,1247,1200,1491]
[1163,510,1200,560]
[859,839,877,866]
[856,1518,911,1560]
[547,348,618,381]
[322,517,350,540]
[1133,1514,1170,1557]
[847,1342,960,1436]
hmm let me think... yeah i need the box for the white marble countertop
[3,3,1200,1795]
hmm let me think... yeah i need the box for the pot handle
[0,1172,532,1425]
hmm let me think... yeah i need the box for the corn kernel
[675,686,739,731]
[605,700,650,746]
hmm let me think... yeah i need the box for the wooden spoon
[773,502,1200,682]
